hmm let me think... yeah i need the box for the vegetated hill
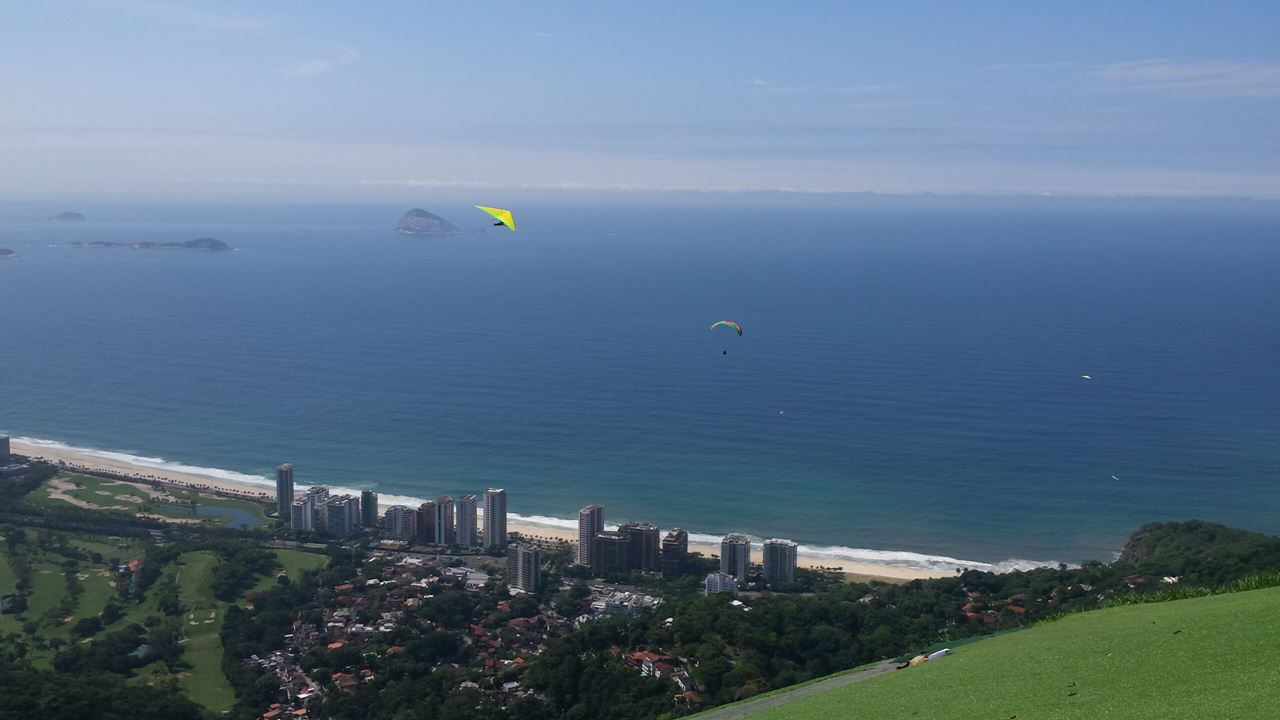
[394,208,461,235]
[748,585,1280,720]
[1119,520,1280,585]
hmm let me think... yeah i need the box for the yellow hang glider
[474,205,516,231]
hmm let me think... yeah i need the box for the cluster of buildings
[278,464,366,539]
[576,504,691,578]
[276,465,511,549]
[380,488,507,550]
[703,536,798,593]
[278,464,800,595]
[575,503,799,591]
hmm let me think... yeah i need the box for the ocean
[2,198,1278,569]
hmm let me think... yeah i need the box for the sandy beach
[12,438,945,581]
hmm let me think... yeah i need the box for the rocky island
[71,237,232,251]
[52,211,86,222]
[0,247,14,258]
[395,208,461,235]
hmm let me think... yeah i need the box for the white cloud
[283,44,360,78]
[1091,59,1280,98]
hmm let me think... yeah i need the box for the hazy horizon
[3,1,1280,203]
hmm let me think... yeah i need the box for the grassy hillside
[752,586,1280,720]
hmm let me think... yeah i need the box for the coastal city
[273,461,801,595]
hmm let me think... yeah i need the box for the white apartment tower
[720,534,751,581]
[762,538,798,584]
[506,542,541,593]
[455,495,478,547]
[483,488,508,549]
[577,504,604,565]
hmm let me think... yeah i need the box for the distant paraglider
[710,320,742,355]
[709,320,743,336]
[474,205,516,231]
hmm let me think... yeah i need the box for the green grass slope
[755,586,1280,720]
[173,551,237,711]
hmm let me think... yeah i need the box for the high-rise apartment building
[661,528,689,578]
[483,488,508,549]
[506,542,541,593]
[289,500,309,531]
[762,538,798,584]
[360,490,379,528]
[385,505,418,540]
[304,486,329,532]
[455,495,478,547]
[275,463,294,518]
[591,530,631,576]
[720,534,751,581]
[325,495,359,538]
[434,496,455,545]
[416,501,436,545]
[618,522,661,572]
[0,435,10,466]
[577,504,604,565]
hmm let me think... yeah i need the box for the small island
[395,208,461,235]
[71,237,232,252]
[52,211,86,222]
[0,247,14,258]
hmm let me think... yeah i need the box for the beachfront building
[591,530,631,576]
[434,496,455,545]
[705,572,739,595]
[0,435,9,466]
[661,528,689,578]
[506,542,541,593]
[763,538,798,584]
[721,534,752,581]
[577,504,604,565]
[618,522,661,572]
[275,463,295,518]
[289,500,310,532]
[455,495,478,547]
[325,495,360,538]
[361,490,379,528]
[416,501,436,545]
[304,486,329,531]
[385,505,418,541]
[483,488,508,549]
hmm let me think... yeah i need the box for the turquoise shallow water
[2,199,1278,568]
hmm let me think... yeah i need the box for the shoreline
[11,437,991,581]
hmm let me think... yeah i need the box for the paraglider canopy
[474,205,516,231]
[709,320,743,336]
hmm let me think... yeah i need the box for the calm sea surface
[2,200,1277,568]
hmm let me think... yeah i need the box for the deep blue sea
[2,199,1278,569]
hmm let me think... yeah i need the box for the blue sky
[3,1,1279,201]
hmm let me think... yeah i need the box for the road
[691,661,898,720]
